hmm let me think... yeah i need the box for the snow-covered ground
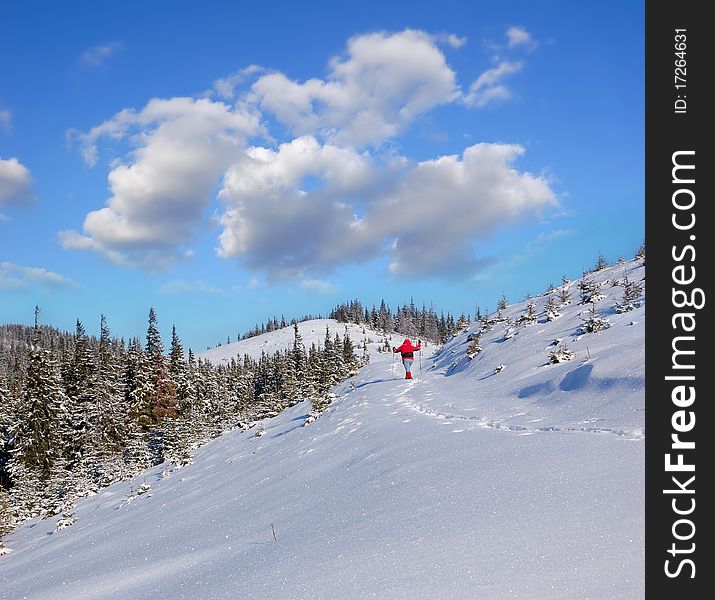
[0,260,645,600]
[199,319,378,365]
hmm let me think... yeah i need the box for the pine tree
[0,375,13,492]
[579,304,611,334]
[615,275,644,313]
[635,241,645,260]
[63,320,96,476]
[144,309,177,423]
[558,286,571,305]
[518,295,537,325]
[466,334,482,359]
[0,487,13,552]
[545,297,561,321]
[291,323,308,400]
[497,294,508,311]
[456,314,470,329]
[88,316,125,487]
[342,332,359,375]
[333,332,347,381]
[8,331,68,516]
[593,252,608,271]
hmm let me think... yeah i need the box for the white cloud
[301,279,338,294]
[432,33,467,48]
[217,135,378,277]
[445,33,467,48]
[211,65,263,99]
[0,157,35,206]
[81,41,123,67]
[0,109,10,133]
[61,97,262,268]
[464,60,524,107]
[217,140,556,279]
[0,262,77,289]
[248,29,460,146]
[63,28,547,278]
[158,279,226,295]
[506,26,537,51]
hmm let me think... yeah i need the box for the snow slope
[199,319,378,365]
[0,260,645,600]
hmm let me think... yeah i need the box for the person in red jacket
[393,338,421,379]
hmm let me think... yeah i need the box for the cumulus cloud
[81,41,123,67]
[506,26,538,51]
[61,97,262,268]
[216,135,378,277]
[211,65,264,99]
[249,29,460,146]
[0,157,35,206]
[217,140,555,279]
[0,262,77,289]
[64,28,548,277]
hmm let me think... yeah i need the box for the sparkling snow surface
[0,261,644,600]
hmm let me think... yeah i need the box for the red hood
[398,339,417,352]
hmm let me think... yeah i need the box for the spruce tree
[8,332,68,516]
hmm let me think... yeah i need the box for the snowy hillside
[0,259,645,600]
[200,319,379,364]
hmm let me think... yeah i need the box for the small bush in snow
[615,276,644,313]
[466,335,482,359]
[136,483,151,495]
[517,296,538,326]
[558,287,571,305]
[578,278,605,305]
[549,347,575,364]
[55,511,76,532]
[593,252,609,271]
[494,364,506,374]
[579,305,611,334]
[497,294,509,311]
[545,298,560,321]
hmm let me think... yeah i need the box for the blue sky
[0,0,643,351]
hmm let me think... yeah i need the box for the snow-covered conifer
[497,294,509,311]
[579,304,611,334]
[466,334,482,359]
[545,298,561,321]
[615,275,644,313]
[517,296,537,325]
[635,241,645,261]
[593,252,608,271]
[549,346,575,363]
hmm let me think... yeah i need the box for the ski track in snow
[388,378,644,441]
